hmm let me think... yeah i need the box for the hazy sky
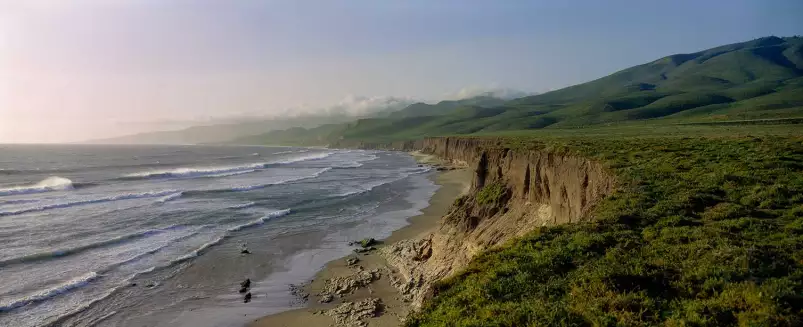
[1,0,801,143]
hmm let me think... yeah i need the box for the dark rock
[358,238,377,248]
[130,283,137,287]
[240,248,251,254]
[243,292,252,303]
[239,286,248,293]
[240,278,251,288]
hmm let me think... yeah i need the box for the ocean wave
[227,209,291,232]
[163,209,288,265]
[0,271,100,312]
[120,152,332,180]
[269,152,333,164]
[122,163,266,180]
[0,226,183,266]
[0,190,178,217]
[209,167,331,193]
[203,169,257,178]
[334,167,429,197]
[0,177,74,197]
[0,198,41,206]
[99,228,203,272]
[154,192,183,204]
[335,181,390,197]
[227,202,257,209]
[41,284,121,327]
[170,236,227,265]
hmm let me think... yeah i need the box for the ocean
[0,144,437,327]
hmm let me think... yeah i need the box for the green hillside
[228,95,508,145]
[409,134,803,327]
[248,36,803,146]
[388,96,507,119]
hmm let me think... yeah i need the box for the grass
[238,36,803,147]
[405,132,803,326]
[477,182,508,206]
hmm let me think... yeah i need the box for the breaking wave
[122,164,265,180]
[0,272,100,312]
[0,190,179,217]
[0,226,184,267]
[227,202,257,209]
[155,192,183,203]
[227,209,291,232]
[0,177,74,196]
[198,167,332,193]
[269,152,333,164]
[121,152,333,180]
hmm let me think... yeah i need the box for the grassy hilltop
[407,134,803,326]
[236,36,803,145]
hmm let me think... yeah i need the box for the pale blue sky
[1,0,801,142]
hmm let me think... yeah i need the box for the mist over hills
[234,36,803,145]
[93,36,803,146]
[85,95,415,144]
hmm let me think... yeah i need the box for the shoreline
[248,154,470,327]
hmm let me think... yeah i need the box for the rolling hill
[245,36,803,146]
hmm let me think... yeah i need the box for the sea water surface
[0,144,437,327]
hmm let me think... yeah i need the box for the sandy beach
[249,155,470,327]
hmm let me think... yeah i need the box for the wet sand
[248,159,470,327]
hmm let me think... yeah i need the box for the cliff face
[382,137,616,308]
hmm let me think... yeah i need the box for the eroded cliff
[382,137,616,309]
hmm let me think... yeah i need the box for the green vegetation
[359,238,378,248]
[477,182,508,206]
[236,36,803,325]
[250,36,803,146]
[406,135,803,326]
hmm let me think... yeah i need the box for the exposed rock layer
[378,137,616,309]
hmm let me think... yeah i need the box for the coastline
[248,154,470,327]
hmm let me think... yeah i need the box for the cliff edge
[382,137,616,309]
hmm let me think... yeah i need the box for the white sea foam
[0,177,74,196]
[225,167,331,192]
[203,169,257,178]
[122,152,333,180]
[227,209,291,232]
[154,192,183,204]
[269,152,333,164]
[0,190,178,216]
[171,238,224,264]
[227,202,257,209]
[123,163,266,179]
[0,226,184,266]
[0,272,100,312]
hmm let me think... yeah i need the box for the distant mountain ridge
[227,95,510,145]
[87,95,508,145]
